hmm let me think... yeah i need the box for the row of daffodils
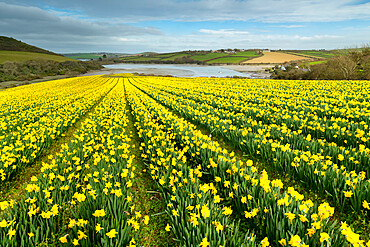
[128,77,369,246]
[131,77,370,216]
[126,80,257,247]
[0,76,115,182]
[1,78,143,246]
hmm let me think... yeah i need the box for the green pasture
[0,51,75,64]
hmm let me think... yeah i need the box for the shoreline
[83,64,273,78]
[0,74,75,89]
[1,64,274,89]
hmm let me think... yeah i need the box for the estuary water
[94,63,271,78]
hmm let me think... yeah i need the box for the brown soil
[242,51,310,64]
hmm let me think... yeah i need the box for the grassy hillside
[0,36,75,64]
[0,36,102,83]
[64,53,128,59]
[0,59,102,83]
[0,36,60,55]
[282,50,338,58]
[189,53,228,61]
[63,53,102,59]
[120,50,261,64]
[160,53,190,61]
[122,56,163,62]
[231,50,261,57]
[121,52,189,62]
[0,51,75,64]
[206,56,250,64]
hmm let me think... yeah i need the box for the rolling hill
[63,53,129,60]
[0,36,75,63]
[120,50,262,64]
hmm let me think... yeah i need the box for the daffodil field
[0,75,369,246]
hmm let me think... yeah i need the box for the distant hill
[63,52,131,60]
[120,49,263,65]
[0,36,61,55]
[0,36,75,64]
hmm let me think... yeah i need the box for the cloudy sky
[1,0,370,53]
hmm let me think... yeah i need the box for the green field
[160,53,189,61]
[0,50,75,64]
[285,50,337,58]
[230,50,260,57]
[204,51,260,64]
[189,53,228,61]
[122,56,162,62]
[309,60,327,65]
[121,53,190,62]
[206,56,250,64]
[121,56,136,60]
[64,53,102,59]
[153,53,180,58]
[122,56,159,61]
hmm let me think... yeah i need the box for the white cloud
[115,37,140,42]
[278,25,304,28]
[199,29,249,35]
[297,35,342,41]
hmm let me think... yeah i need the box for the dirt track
[242,51,310,64]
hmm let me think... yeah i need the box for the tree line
[272,47,370,80]
[0,59,103,82]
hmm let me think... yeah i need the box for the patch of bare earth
[242,51,310,64]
